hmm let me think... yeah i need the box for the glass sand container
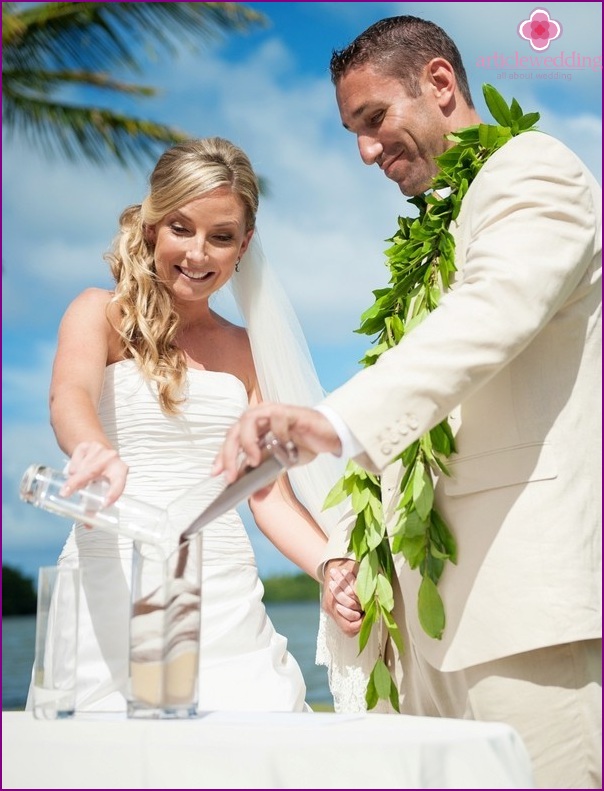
[127,533,202,719]
[32,566,80,719]
[20,464,170,545]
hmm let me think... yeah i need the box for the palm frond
[3,2,266,72]
[4,68,157,98]
[2,2,269,172]
[4,92,190,167]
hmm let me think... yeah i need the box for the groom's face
[335,63,449,196]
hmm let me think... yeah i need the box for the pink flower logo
[518,8,562,51]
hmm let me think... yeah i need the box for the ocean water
[2,616,36,710]
[2,601,332,710]
[267,600,332,706]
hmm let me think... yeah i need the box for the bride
[37,137,360,713]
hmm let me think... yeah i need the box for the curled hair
[104,138,259,413]
[330,15,473,108]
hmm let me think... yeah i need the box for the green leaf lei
[324,85,540,711]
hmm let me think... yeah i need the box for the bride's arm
[239,372,334,582]
[250,467,363,632]
[249,473,328,581]
[236,370,325,578]
[49,288,128,503]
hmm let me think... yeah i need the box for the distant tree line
[261,574,321,603]
[2,566,37,616]
[2,564,319,615]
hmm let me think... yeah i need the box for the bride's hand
[322,559,363,637]
[62,441,128,506]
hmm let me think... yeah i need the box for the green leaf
[343,459,365,480]
[389,678,401,712]
[394,534,425,569]
[397,509,428,539]
[322,476,349,510]
[356,551,378,609]
[412,464,434,521]
[400,440,419,468]
[376,572,394,611]
[417,577,445,639]
[388,313,405,343]
[349,512,368,557]
[365,673,378,710]
[440,418,457,453]
[432,455,452,477]
[419,431,434,462]
[423,551,444,584]
[365,509,384,551]
[351,480,371,513]
[482,84,512,127]
[436,147,464,168]
[380,605,405,655]
[358,599,377,653]
[399,476,415,509]
[431,510,458,564]
[478,123,500,149]
[517,112,540,131]
[445,125,480,143]
[366,490,384,522]
[510,97,523,121]
[429,422,451,456]
[372,658,392,699]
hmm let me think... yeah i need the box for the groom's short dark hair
[329,15,474,108]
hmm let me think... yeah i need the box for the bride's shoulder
[61,288,115,329]
[69,287,113,309]
[208,312,255,393]
[210,310,249,343]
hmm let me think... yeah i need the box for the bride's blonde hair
[105,137,259,414]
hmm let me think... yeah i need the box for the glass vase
[127,534,202,718]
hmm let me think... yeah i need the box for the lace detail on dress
[316,607,390,713]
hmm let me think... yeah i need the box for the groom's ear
[425,57,456,109]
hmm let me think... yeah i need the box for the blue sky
[3,2,601,582]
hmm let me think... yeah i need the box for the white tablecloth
[2,710,534,789]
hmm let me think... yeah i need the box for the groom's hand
[213,403,342,482]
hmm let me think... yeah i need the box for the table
[2,710,534,789]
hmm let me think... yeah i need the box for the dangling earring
[235,258,241,272]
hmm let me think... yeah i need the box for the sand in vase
[128,537,202,717]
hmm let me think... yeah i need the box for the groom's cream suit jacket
[323,131,602,672]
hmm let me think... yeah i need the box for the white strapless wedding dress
[45,360,307,713]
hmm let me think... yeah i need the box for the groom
[215,15,602,789]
